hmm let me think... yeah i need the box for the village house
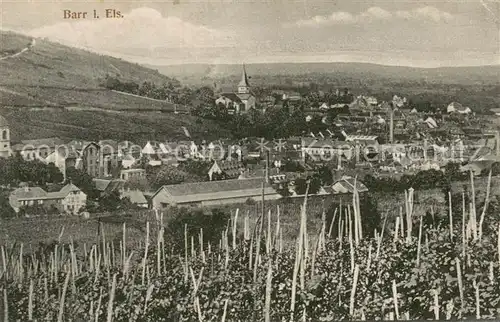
[81,142,101,178]
[120,168,146,181]
[238,166,286,183]
[151,178,280,208]
[11,137,65,161]
[329,176,369,195]
[9,183,87,214]
[99,139,121,177]
[121,154,137,169]
[65,140,112,178]
[93,178,126,197]
[447,102,472,115]
[215,93,243,113]
[121,188,148,208]
[208,159,244,181]
[282,91,302,102]
[301,137,354,162]
[118,140,142,159]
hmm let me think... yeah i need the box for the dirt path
[0,38,34,61]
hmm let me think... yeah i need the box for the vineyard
[1,173,500,321]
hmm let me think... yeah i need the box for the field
[1,108,232,143]
[1,176,500,321]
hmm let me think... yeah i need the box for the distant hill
[150,62,500,86]
[0,31,175,89]
[0,30,232,142]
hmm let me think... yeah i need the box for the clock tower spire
[237,64,250,94]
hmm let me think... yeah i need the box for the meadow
[1,108,232,144]
[1,173,500,321]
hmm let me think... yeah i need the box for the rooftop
[159,177,270,197]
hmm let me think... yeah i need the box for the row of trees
[123,160,214,192]
[0,154,63,187]
[363,163,470,193]
[195,105,339,139]
[101,75,192,105]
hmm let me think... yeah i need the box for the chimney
[389,108,394,144]
[265,150,270,184]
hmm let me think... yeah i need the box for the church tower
[237,65,250,94]
[0,115,11,158]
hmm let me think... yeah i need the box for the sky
[1,0,499,67]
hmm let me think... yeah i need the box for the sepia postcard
[0,0,499,320]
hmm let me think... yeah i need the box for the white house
[447,102,471,114]
[142,141,156,155]
[9,183,87,214]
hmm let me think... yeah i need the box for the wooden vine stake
[232,208,239,250]
[221,299,229,322]
[433,289,439,320]
[392,280,399,320]
[497,223,500,266]
[106,273,117,322]
[462,192,466,257]
[274,205,280,250]
[478,169,492,241]
[141,221,150,286]
[394,216,400,243]
[456,259,464,316]
[3,288,8,322]
[349,264,360,317]
[264,258,273,322]
[470,171,478,240]
[57,268,71,322]
[474,279,481,319]
[416,215,423,266]
[327,207,338,239]
[184,223,188,282]
[122,222,126,268]
[290,184,309,321]
[28,278,33,320]
[448,191,453,242]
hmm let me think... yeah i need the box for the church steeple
[237,64,250,94]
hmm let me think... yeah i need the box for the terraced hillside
[0,30,231,141]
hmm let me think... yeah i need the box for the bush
[165,207,230,252]
[245,198,256,205]
[325,192,381,238]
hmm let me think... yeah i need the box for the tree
[151,166,188,189]
[98,190,122,212]
[192,86,215,108]
[314,166,333,186]
[294,177,321,195]
[0,192,16,218]
[444,162,466,181]
[280,160,305,173]
[65,167,99,199]
[276,185,291,198]
[125,176,150,191]
[178,160,212,179]
[0,155,63,187]
[166,207,230,252]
